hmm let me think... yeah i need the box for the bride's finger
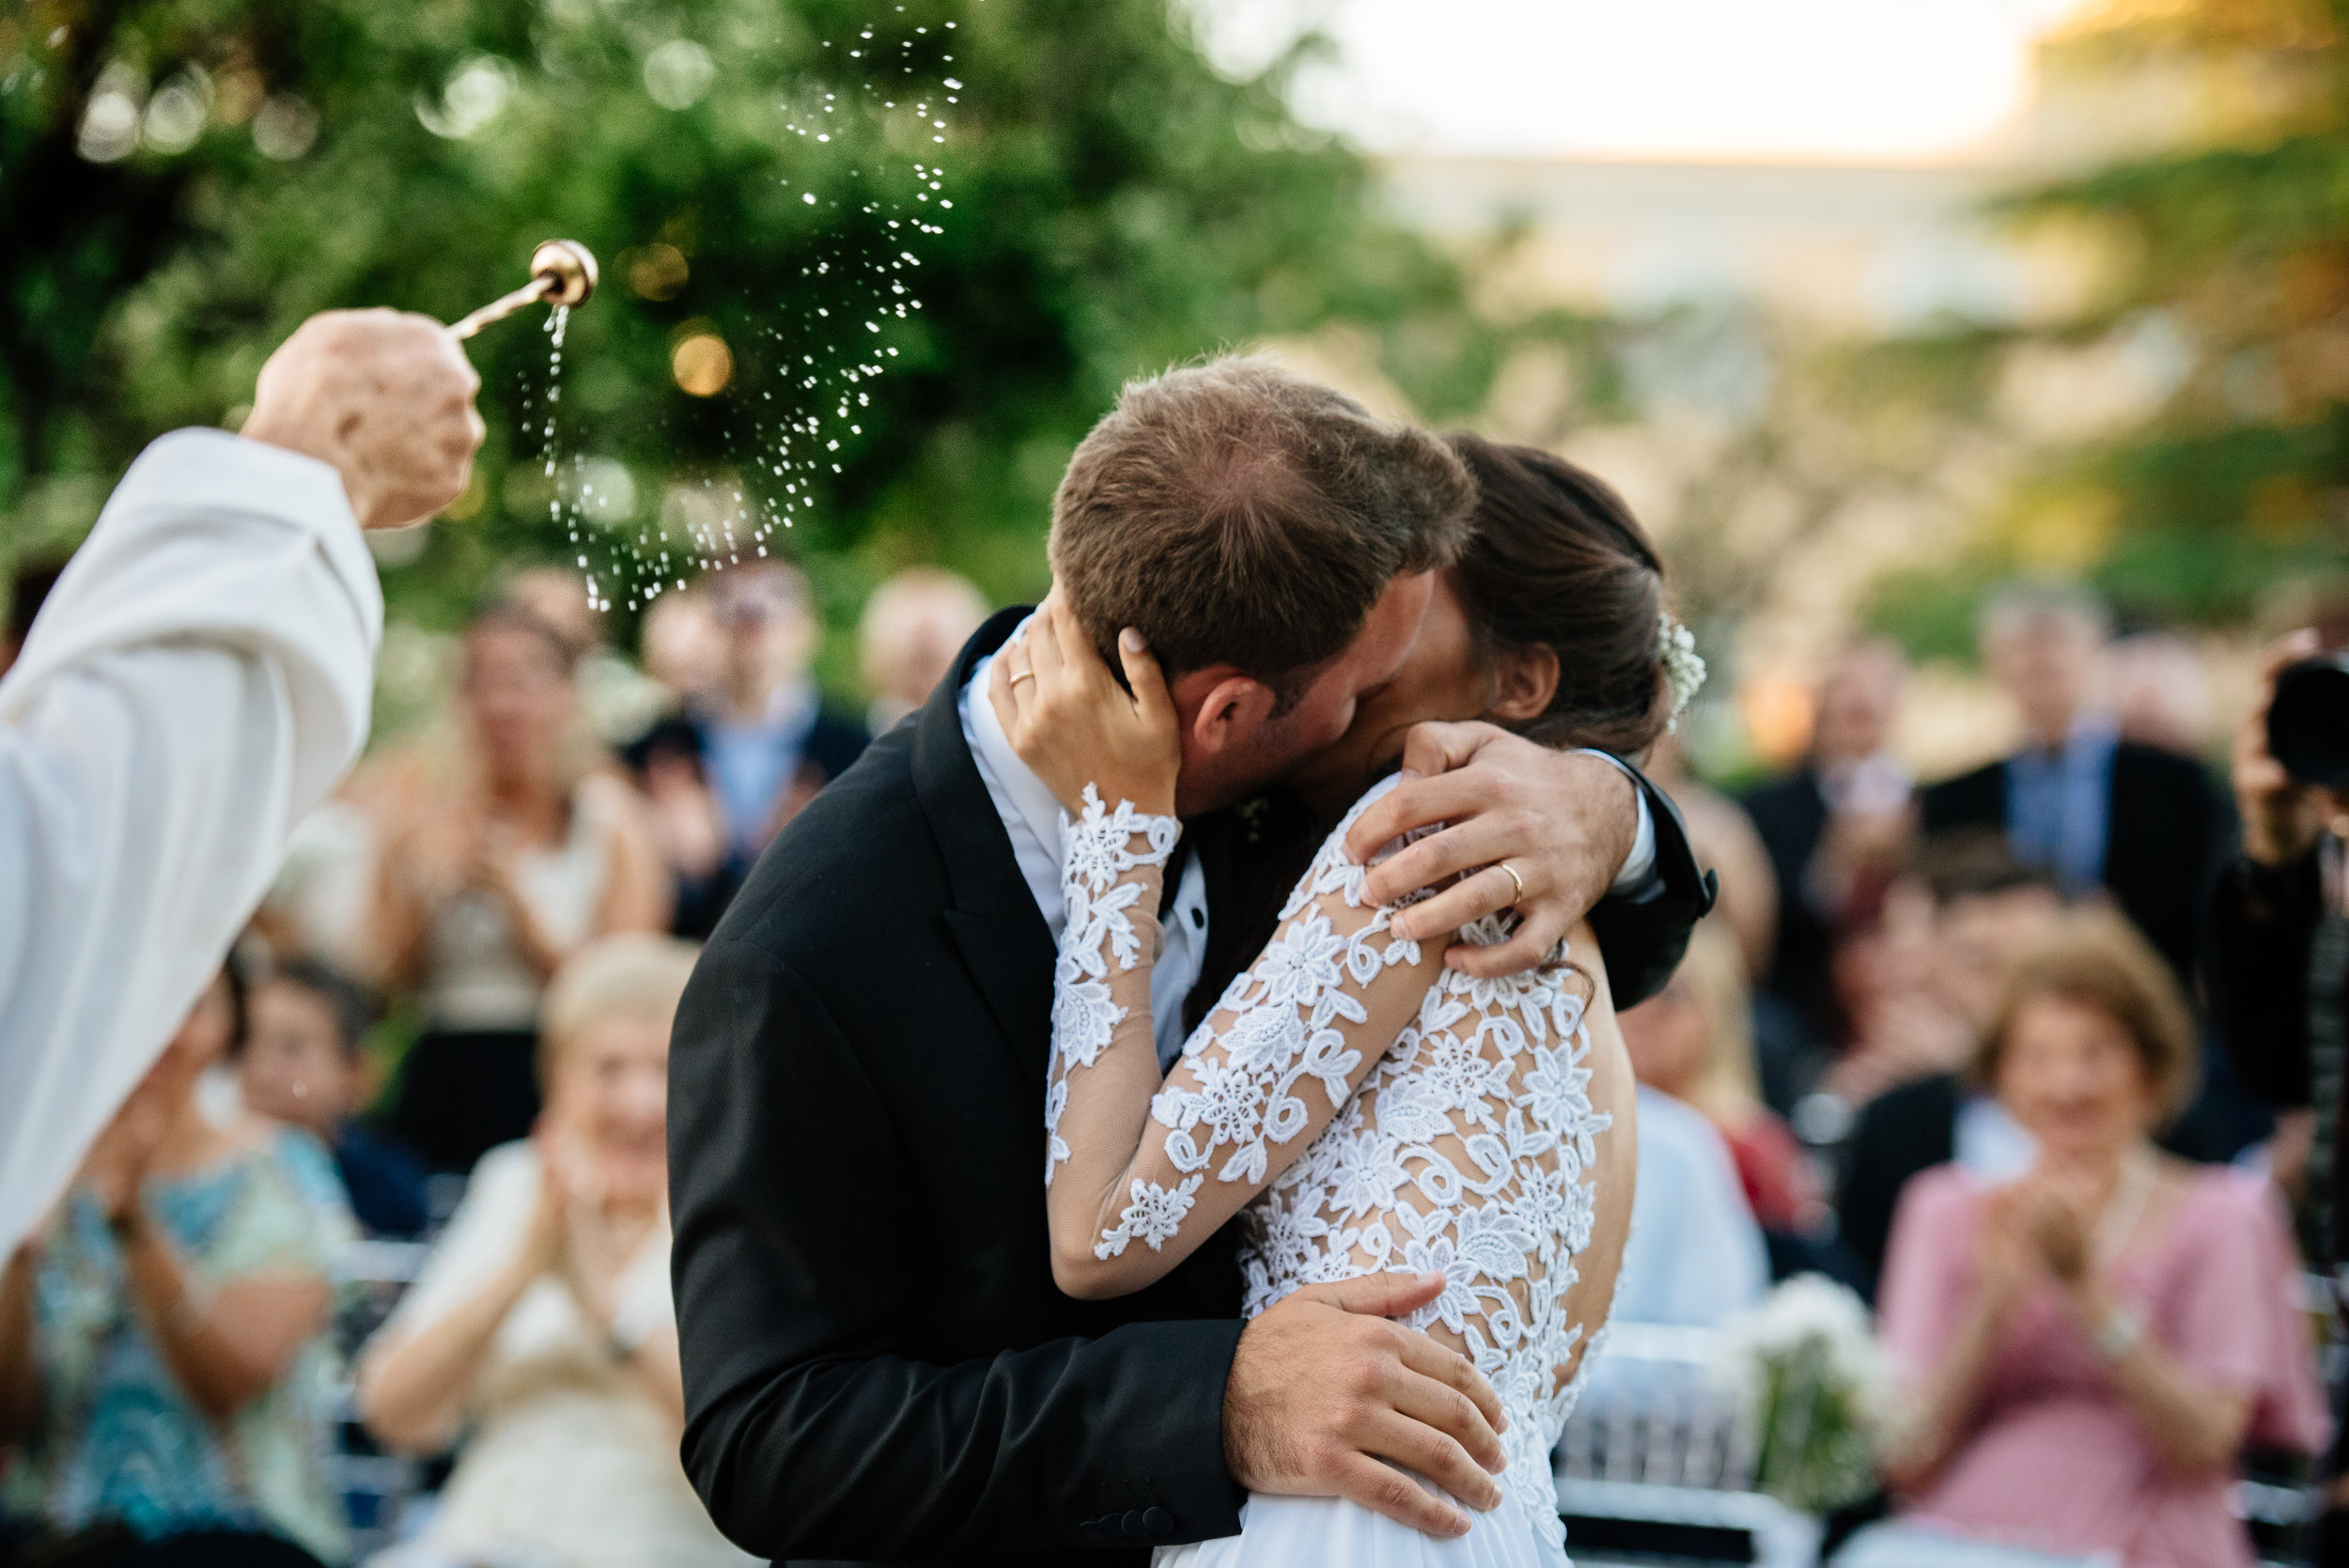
[1115,629,1174,732]
[1043,597,1110,701]
[999,627,1034,687]
[1043,600,1085,690]
[1028,604,1068,693]
[988,649,1030,732]
[1046,598,1104,695]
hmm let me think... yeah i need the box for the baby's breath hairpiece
[1658,611,1705,733]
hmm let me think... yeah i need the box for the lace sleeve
[1043,784,1446,1299]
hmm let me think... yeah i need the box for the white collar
[962,645,1069,870]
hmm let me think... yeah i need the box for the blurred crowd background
[10,0,2349,1563]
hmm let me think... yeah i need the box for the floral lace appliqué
[1042,775,1616,1554]
[1044,785,1180,1185]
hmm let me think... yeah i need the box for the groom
[669,359,1712,1566]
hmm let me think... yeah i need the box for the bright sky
[1188,0,2096,163]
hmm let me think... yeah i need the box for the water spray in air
[447,11,963,613]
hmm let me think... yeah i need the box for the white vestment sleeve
[0,428,381,1251]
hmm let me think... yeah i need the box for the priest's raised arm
[0,310,481,1250]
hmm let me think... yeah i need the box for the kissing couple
[667,357,1716,1567]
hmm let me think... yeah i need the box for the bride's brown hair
[1446,434,1673,757]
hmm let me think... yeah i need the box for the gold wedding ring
[1008,669,1035,687]
[1500,862,1526,902]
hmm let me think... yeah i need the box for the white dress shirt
[957,643,1656,1069]
[962,654,1209,1068]
[0,430,381,1251]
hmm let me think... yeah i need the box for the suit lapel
[911,608,1059,1090]
[943,909,1054,1088]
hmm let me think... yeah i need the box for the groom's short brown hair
[1048,357,1473,708]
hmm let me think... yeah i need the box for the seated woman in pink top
[1875,910,2327,1568]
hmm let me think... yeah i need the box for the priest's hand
[243,308,486,530]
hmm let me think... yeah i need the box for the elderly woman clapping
[357,935,748,1568]
[1875,911,2326,1568]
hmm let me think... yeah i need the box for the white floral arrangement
[1658,612,1705,733]
[1713,1274,1889,1515]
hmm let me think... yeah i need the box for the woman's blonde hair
[1669,922,1765,1124]
[537,933,700,1089]
[1972,909,2199,1123]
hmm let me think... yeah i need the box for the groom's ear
[1170,666,1277,757]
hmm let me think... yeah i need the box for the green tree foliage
[1931,0,2349,631]
[1,0,1495,669]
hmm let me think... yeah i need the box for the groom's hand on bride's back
[1224,1270,1507,1539]
[1347,722,1636,976]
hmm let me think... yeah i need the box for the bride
[994,434,1697,1566]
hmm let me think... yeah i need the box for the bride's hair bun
[1445,433,1678,755]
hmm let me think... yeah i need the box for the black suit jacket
[630,705,871,938]
[1834,1072,1961,1301]
[1740,766,1834,1032]
[2212,851,2325,1111]
[668,610,1713,1566]
[1918,741,2232,987]
[2209,849,2346,1259]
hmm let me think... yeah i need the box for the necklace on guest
[2091,1143,2158,1269]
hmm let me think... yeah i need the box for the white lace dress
[1044,775,1620,1567]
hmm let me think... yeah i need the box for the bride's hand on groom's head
[1348,725,1638,977]
[994,596,1179,817]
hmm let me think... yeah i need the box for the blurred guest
[1615,940,1772,1325]
[1837,835,2062,1298]
[237,958,430,1239]
[1920,581,2230,987]
[370,599,669,1173]
[1645,732,1778,982]
[696,564,867,849]
[357,937,751,1568]
[1,557,63,679]
[626,563,865,937]
[630,588,731,925]
[1818,866,1946,1109]
[2107,629,2213,757]
[257,789,387,981]
[1744,638,1913,1042]
[504,567,599,661]
[639,585,723,708]
[2211,629,2344,1234]
[857,565,989,736]
[2207,627,2349,1558]
[1875,912,2326,1568]
[506,566,669,745]
[1618,924,1828,1280]
[0,970,350,1563]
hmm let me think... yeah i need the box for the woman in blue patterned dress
[0,965,350,1563]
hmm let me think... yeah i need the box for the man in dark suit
[668,362,1714,1566]
[630,561,870,937]
[1918,582,2231,988]
[1742,639,1911,1089]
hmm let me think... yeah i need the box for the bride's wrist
[1085,779,1174,818]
